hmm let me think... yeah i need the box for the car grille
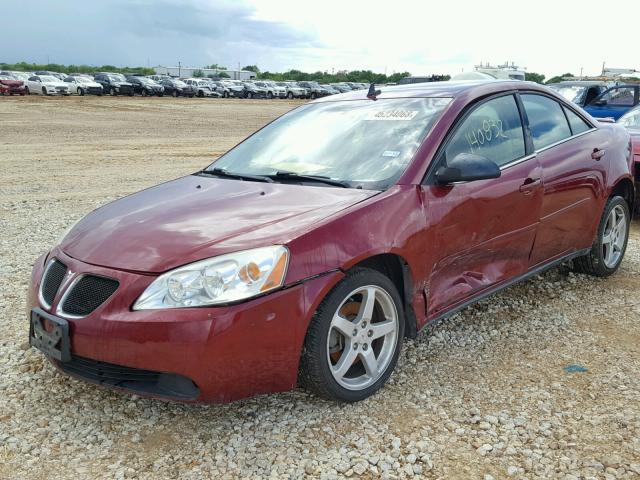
[59,355,200,400]
[40,259,67,307]
[61,275,119,316]
[55,86,67,92]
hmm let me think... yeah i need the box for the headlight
[133,246,289,310]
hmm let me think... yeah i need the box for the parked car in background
[0,75,26,95]
[183,78,219,97]
[148,75,171,83]
[547,81,612,107]
[24,75,70,95]
[220,80,245,98]
[2,71,32,83]
[330,83,353,93]
[27,80,634,404]
[94,73,134,96]
[159,78,196,97]
[584,85,640,120]
[320,84,339,95]
[242,81,267,99]
[618,105,640,187]
[126,76,165,96]
[276,81,307,99]
[35,71,68,81]
[254,81,286,99]
[297,81,331,99]
[64,75,103,96]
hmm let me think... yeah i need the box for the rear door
[585,86,639,120]
[422,93,543,317]
[521,93,609,265]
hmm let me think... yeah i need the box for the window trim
[423,90,528,184]
[590,85,639,108]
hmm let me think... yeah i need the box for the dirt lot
[1,96,639,479]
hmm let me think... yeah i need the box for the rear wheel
[299,268,404,402]
[574,195,630,277]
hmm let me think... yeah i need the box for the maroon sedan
[28,81,634,403]
[0,75,26,95]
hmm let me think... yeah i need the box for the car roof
[312,80,549,102]
[551,81,610,86]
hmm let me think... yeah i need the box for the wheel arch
[609,176,635,213]
[348,253,419,339]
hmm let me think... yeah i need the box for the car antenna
[367,83,381,100]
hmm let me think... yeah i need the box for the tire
[198,90,204,98]
[574,195,630,277]
[25,87,30,95]
[267,91,273,99]
[110,87,116,96]
[299,267,405,402]
[142,89,148,97]
[42,87,48,95]
[287,91,294,99]
[224,91,229,98]
[172,89,177,97]
[247,92,253,99]
[78,88,85,96]
[310,92,317,99]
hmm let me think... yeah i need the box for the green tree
[193,69,205,78]
[546,73,574,84]
[218,71,230,78]
[525,72,545,84]
[242,65,260,73]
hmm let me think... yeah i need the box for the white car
[64,76,104,96]
[255,81,286,99]
[279,81,308,99]
[183,78,218,97]
[25,75,71,95]
[5,71,33,83]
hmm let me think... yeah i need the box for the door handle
[592,148,605,160]
[519,177,541,194]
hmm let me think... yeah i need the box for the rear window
[521,94,572,150]
[563,107,592,135]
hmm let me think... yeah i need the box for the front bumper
[28,248,343,403]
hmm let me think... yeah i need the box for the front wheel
[25,87,30,95]
[574,195,630,277]
[78,88,85,96]
[287,91,294,99]
[110,87,116,96]
[299,268,404,402]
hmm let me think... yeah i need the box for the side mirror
[435,153,501,184]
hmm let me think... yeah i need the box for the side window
[563,107,591,135]
[444,95,525,167]
[597,87,636,106]
[521,94,571,150]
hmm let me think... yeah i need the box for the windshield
[208,97,450,189]
[107,74,126,82]
[138,78,154,84]
[10,72,29,80]
[548,85,586,103]
[174,80,187,87]
[619,107,640,128]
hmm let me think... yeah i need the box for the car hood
[43,81,67,87]
[61,175,377,273]
[0,79,22,86]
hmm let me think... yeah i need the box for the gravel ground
[1,96,639,480]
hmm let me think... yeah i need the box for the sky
[2,0,639,79]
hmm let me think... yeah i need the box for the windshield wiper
[198,167,274,183]
[267,170,349,188]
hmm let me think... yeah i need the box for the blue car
[584,84,640,120]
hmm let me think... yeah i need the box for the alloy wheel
[602,204,627,268]
[326,285,398,391]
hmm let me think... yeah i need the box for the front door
[422,93,543,318]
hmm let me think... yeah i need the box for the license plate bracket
[29,308,71,362]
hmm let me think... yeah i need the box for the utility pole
[601,61,605,76]
[178,61,181,78]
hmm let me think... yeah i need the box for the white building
[154,66,256,80]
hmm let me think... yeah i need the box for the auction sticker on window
[365,110,418,121]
